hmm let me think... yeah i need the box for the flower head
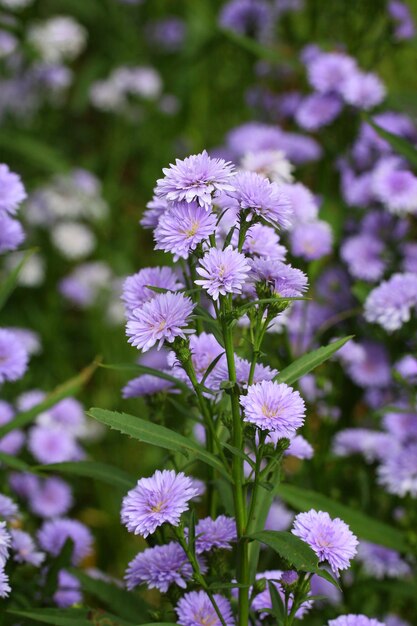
[155,151,235,211]
[53,570,82,608]
[0,521,11,565]
[0,214,25,253]
[122,267,183,316]
[0,329,28,384]
[240,380,305,436]
[357,541,411,579]
[290,220,333,260]
[328,617,385,626]
[341,72,386,110]
[176,590,234,626]
[11,529,45,567]
[0,164,26,214]
[194,515,237,553]
[364,273,417,331]
[121,470,200,537]
[230,170,292,228]
[341,234,385,282]
[307,52,358,94]
[243,223,286,259]
[28,425,81,464]
[296,93,342,131]
[377,443,417,497]
[292,509,358,575]
[29,477,73,518]
[125,541,192,592]
[37,518,93,565]
[122,373,175,398]
[249,257,308,298]
[195,245,251,300]
[126,292,195,352]
[0,494,19,521]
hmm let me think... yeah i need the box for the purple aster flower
[341,234,385,282]
[265,500,294,531]
[122,372,175,398]
[364,272,417,331]
[40,397,85,436]
[195,245,251,300]
[372,157,417,215]
[284,434,314,459]
[227,122,284,157]
[295,93,342,130]
[146,17,186,52]
[402,242,417,272]
[252,570,312,619]
[388,1,416,40]
[357,541,411,579]
[154,201,217,260]
[186,332,224,382]
[28,426,81,464]
[0,329,28,384]
[53,569,82,608]
[229,170,292,229]
[339,164,374,207]
[277,130,322,164]
[0,569,11,598]
[121,470,200,537]
[341,71,385,110]
[378,442,417,497]
[345,341,391,388]
[290,220,333,260]
[292,509,358,575]
[328,617,385,626]
[310,572,342,606]
[37,518,93,565]
[0,494,19,520]
[126,292,195,352]
[0,164,26,214]
[333,429,390,463]
[140,196,169,229]
[385,615,410,626]
[194,515,236,553]
[219,0,271,39]
[206,353,276,391]
[125,541,192,592]
[249,257,308,297]
[59,262,112,308]
[308,52,358,94]
[29,476,73,518]
[383,410,417,442]
[395,355,417,380]
[0,214,25,253]
[0,521,11,565]
[279,182,318,224]
[11,529,44,566]
[176,590,234,626]
[155,151,235,211]
[122,267,183,317]
[9,472,39,500]
[243,223,286,260]
[240,380,305,435]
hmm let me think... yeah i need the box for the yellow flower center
[261,404,277,419]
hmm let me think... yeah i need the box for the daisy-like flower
[364,273,417,332]
[229,170,292,229]
[121,470,200,537]
[240,380,305,436]
[0,214,25,253]
[37,518,93,565]
[154,201,217,260]
[155,150,235,211]
[0,329,29,384]
[11,529,45,567]
[290,220,333,261]
[249,257,308,298]
[307,51,358,94]
[377,442,417,497]
[341,71,386,110]
[125,542,192,592]
[292,509,358,575]
[0,569,11,598]
[0,521,11,566]
[53,570,82,608]
[332,429,389,463]
[243,223,286,260]
[328,616,385,626]
[176,590,234,626]
[140,196,169,229]
[28,425,81,464]
[357,541,411,579]
[194,515,237,553]
[279,182,318,225]
[0,164,27,214]
[122,373,175,398]
[195,245,251,301]
[0,494,19,521]
[29,476,73,519]
[126,292,195,352]
[295,93,342,131]
[122,267,183,316]
[341,234,385,282]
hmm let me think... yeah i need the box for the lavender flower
[53,570,82,608]
[364,273,417,331]
[0,329,28,384]
[252,570,312,619]
[11,529,45,566]
[0,164,26,214]
[0,521,11,565]
[122,373,175,398]
[395,355,417,380]
[125,542,192,592]
[307,52,358,94]
[290,220,333,260]
[279,182,318,224]
[341,234,385,282]
[0,214,25,253]
[122,267,183,316]
[185,332,224,381]
[328,617,385,626]
[333,429,389,463]
[357,541,411,579]
[194,515,237,553]
[219,0,271,39]
[240,380,305,435]
[0,494,18,520]
[0,569,11,598]
[284,434,314,459]
[37,518,93,565]
[195,245,251,300]
[176,590,234,626]
[378,443,417,497]
[388,1,416,40]
[249,257,308,297]
[121,470,199,537]
[241,149,294,184]
[295,93,342,130]
[243,223,286,259]
[140,196,168,229]
[29,477,73,518]
[229,170,292,228]
[265,500,294,531]
[28,426,81,464]
[345,341,391,388]
[372,157,417,215]
[292,509,358,575]
[126,292,195,352]
[341,72,386,110]
[154,201,217,260]
[155,151,235,211]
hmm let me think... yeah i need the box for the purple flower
[0,494,18,520]
[341,72,385,110]
[345,341,391,388]
[229,170,292,229]
[146,17,186,52]
[395,355,417,380]
[265,500,294,531]
[372,157,417,215]
[185,332,224,381]
[290,220,332,260]
[154,201,217,260]
[219,0,271,39]
[11,529,44,567]
[328,617,385,626]
[284,434,314,459]
[194,515,237,553]
[0,521,11,565]
[53,570,82,607]
[195,245,251,300]
[140,196,169,229]
[122,267,183,316]
[0,569,11,598]
[310,572,342,606]
[176,590,234,626]
[28,426,81,464]
[295,93,343,130]
[29,477,73,518]
[206,353,277,391]
[240,380,305,435]
[383,410,417,443]
[292,509,358,575]
[155,151,235,211]
[384,615,410,626]
[378,443,417,497]
[333,429,389,463]
[341,234,385,282]
[364,273,417,331]
[125,541,192,592]
[388,1,415,40]
[252,570,312,619]
[0,329,28,384]
[126,292,195,352]
[249,257,308,297]
[121,470,200,537]
[243,223,286,259]
[308,52,358,94]
[122,373,175,398]
[37,518,93,565]
[0,214,25,253]
[357,541,411,579]
[0,164,26,214]
[279,182,318,224]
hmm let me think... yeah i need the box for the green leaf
[220,27,280,63]
[367,118,417,169]
[0,248,37,311]
[8,608,92,626]
[277,484,408,552]
[70,570,149,623]
[87,408,230,481]
[268,580,285,621]
[99,362,191,394]
[0,451,32,472]
[35,461,135,491]
[0,360,99,438]
[0,132,69,174]
[248,530,319,572]
[275,336,353,386]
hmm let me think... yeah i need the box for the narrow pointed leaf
[0,451,32,472]
[249,530,319,571]
[34,461,135,491]
[367,119,417,169]
[100,362,191,394]
[0,248,37,310]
